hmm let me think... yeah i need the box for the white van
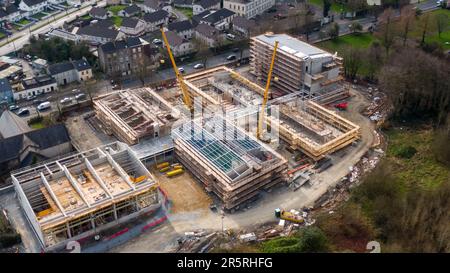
[37,101,51,111]
[226,33,236,41]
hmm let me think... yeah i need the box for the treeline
[22,36,97,69]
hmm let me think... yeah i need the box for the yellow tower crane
[160,27,193,111]
[257,40,279,141]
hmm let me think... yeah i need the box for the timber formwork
[11,142,161,251]
[172,116,288,210]
[268,100,361,161]
[94,87,180,145]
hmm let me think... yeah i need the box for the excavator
[160,27,193,113]
[257,40,279,142]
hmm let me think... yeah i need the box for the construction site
[94,88,181,145]
[11,142,161,251]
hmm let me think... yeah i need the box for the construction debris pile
[172,229,218,253]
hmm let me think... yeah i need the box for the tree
[349,21,363,34]
[377,8,396,55]
[342,47,364,80]
[399,5,415,46]
[323,0,331,17]
[435,13,449,38]
[327,23,340,40]
[297,227,329,253]
[192,38,213,67]
[365,41,383,82]
[419,13,430,46]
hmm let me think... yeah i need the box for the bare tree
[435,13,449,38]
[192,38,212,68]
[399,5,415,46]
[377,8,396,55]
[419,13,430,46]
[343,47,364,80]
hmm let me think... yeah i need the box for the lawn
[81,14,92,20]
[107,5,127,15]
[175,7,193,19]
[317,33,376,54]
[385,128,449,190]
[32,12,47,20]
[111,15,123,27]
[308,0,346,13]
[17,19,31,25]
[30,121,45,129]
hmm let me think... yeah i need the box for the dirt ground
[154,168,212,213]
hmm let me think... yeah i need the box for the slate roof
[0,110,31,139]
[99,37,145,54]
[5,5,19,15]
[0,78,12,94]
[143,9,168,23]
[168,20,193,33]
[195,23,219,39]
[142,0,159,10]
[0,9,8,19]
[123,4,140,15]
[121,17,140,28]
[173,0,193,6]
[89,7,108,18]
[22,75,55,89]
[232,16,256,29]
[72,59,91,71]
[77,23,120,40]
[165,31,183,47]
[48,61,74,75]
[195,0,220,9]
[22,0,46,7]
[0,124,71,163]
[201,8,235,24]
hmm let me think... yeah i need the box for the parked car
[33,99,43,105]
[152,38,162,45]
[75,93,86,100]
[17,108,30,116]
[60,97,72,104]
[178,67,185,73]
[26,95,36,101]
[9,105,19,111]
[193,63,204,69]
[37,101,51,111]
[226,33,236,41]
[226,55,236,61]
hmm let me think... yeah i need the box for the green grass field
[17,19,31,25]
[385,128,449,190]
[308,0,346,13]
[175,7,193,19]
[111,16,123,27]
[107,5,127,15]
[317,33,376,53]
[32,12,47,20]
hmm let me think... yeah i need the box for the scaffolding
[11,142,161,251]
[172,116,288,210]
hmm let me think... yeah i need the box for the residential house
[47,58,92,85]
[98,37,160,77]
[200,8,235,30]
[120,17,146,36]
[5,5,22,22]
[192,9,210,26]
[76,21,125,44]
[89,7,112,20]
[47,28,81,43]
[118,4,141,17]
[231,15,256,37]
[14,75,57,100]
[223,0,275,19]
[138,0,172,13]
[0,78,14,104]
[0,9,8,27]
[194,23,224,47]
[18,0,47,16]
[0,122,72,177]
[173,0,193,8]
[168,20,193,39]
[143,9,169,31]
[193,0,220,16]
[165,30,194,57]
[0,110,31,139]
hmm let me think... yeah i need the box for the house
[118,4,141,17]
[47,58,92,85]
[98,37,160,77]
[138,0,159,13]
[14,75,57,100]
[165,31,194,57]
[0,123,72,177]
[223,0,274,19]
[200,8,235,30]
[143,9,169,32]
[0,78,14,104]
[173,0,193,8]
[194,23,224,47]
[47,28,81,43]
[192,9,210,26]
[168,20,194,39]
[232,15,256,37]
[193,0,220,16]
[5,5,21,22]
[76,22,125,44]
[0,9,8,27]
[89,7,112,20]
[18,0,47,16]
[120,17,146,36]
[0,110,31,139]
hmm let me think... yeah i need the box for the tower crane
[257,40,279,141]
[160,27,193,111]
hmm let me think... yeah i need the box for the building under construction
[172,116,288,210]
[251,33,343,96]
[94,87,181,145]
[11,142,161,251]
